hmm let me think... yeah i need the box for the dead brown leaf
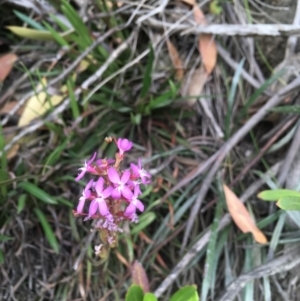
[184,65,208,105]
[198,34,217,75]
[0,53,18,82]
[166,39,184,81]
[193,6,217,75]
[0,100,23,115]
[193,5,206,25]
[223,184,267,244]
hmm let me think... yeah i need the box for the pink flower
[130,159,151,184]
[117,138,132,155]
[107,167,133,199]
[77,179,93,213]
[88,177,112,218]
[127,180,142,195]
[124,186,144,218]
[75,152,97,181]
[95,158,114,169]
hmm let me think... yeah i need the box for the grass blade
[19,182,58,204]
[34,208,59,253]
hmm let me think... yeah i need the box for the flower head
[88,177,113,218]
[73,137,150,253]
[117,138,132,155]
[130,159,151,184]
[107,168,133,199]
[124,186,145,218]
[77,179,93,213]
[75,152,97,181]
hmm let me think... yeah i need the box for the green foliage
[140,46,154,99]
[277,197,300,211]
[269,105,300,114]
[34,208,59,253]
[18,182,58,204]
[125,284,144,301]
[170,285,199,301]
[258,189,300,211]
[124,285,199,301]
[143,293,158,301]
[258,189,300,201]
[201,184,223,301]
[131,212,156,235]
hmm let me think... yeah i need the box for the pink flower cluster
[73,138,151,246]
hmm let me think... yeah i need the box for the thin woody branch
[145,19,300,36]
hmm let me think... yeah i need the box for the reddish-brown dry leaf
[166,39,184,81]
[193,5,206,25]
[156,253,169,269]
[193,6,217,75]
[115,250,130,267]
[0,53,18,82]
[198,34,217,74]
[0,100,23,115]
[223,184,268,244]
[131,260,150,292]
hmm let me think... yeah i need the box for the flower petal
[122,186,133,200]
[97,199,110,216]
[130,163,139,174]
[95,177,104,195]
[88,152,97,165]
[77,197,85,213]
[102,186,113,198]
[111,188,121,199]
[138,158,142,169]
[133,185,141,196]
[121,170,130,184]
[88,199,98,217]
[75,169,86,181]
[124,203,136,217]
[135,199,144,212]
[86,179,94,190]
[107,167,120,184]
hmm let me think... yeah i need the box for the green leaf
[239,68,285,119]
[34,208,59,253]
[131,212,156,235]
[277,196,300,211]
[147,90,174,110]
[258,189,300,201]
[269,105,300,114]
[0,250,4,264]
[19,182,58,204]
[61,0,92,48]
[201,194,222,300]
[0,235,14,242]
[43,21,69,47]
[6,26,66,41]
[17,194,27,214]
[170,285,199,301]
[143,293,158,301]
[125,284,144,301]
[14,10,46,30]
[140,46,154,99]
